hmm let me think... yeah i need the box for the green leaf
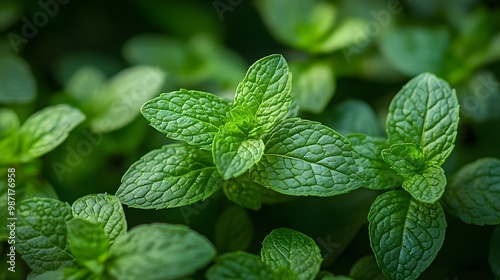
[0,54,36,104]
[109,223,216,280]
[90,65,166,133]
[368,190,446,280]
[16,197,74,273]
[214,206,253,254]
[386,72,459,165]
[213,123,265,179]
[458,71,500,122]
[65,66,106,105]
[261,228,322,280]
[381,143,425,177]
[116,144,222,209]
[443,158,500,225]
[222,174,263,210]
[141,89,231,150]
[18,104,86,161]
[328,100,383,137]
[490,226,500,278]
[290,60,335,114]
[347,134,402,190]
[0,108,20,163]
[66,218,109,273]
[403,165,446,204]
[234,54,292,132]
[349,255,385,280]
[206,251,275,280]
[71,193,127,243]
[28,268,90,280]
[378,26,450,76]
[251,118,363,196]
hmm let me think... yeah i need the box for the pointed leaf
[116,144,222,209]
[386,73,459,165]
[141,89,231,150]
[214,206,253,253]
[19,104,85,161]
[347,134,402,190]
[90,66,166,133]
[261,228,322,280]
[213,123,265,179]
[206,251,274,280]
[234,54,292,132]
[0,54,36,104]
[109,224,216,280]
[72,193,127,243]
[403,165,446,204]
[251,118,363,196]
[16,198,74,273]
[443,158,500,225]
[368,190,446,280]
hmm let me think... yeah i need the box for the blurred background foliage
[1,0,500,279]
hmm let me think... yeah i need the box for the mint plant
[116,54,363,210]
[16,194,215,280]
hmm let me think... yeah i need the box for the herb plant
[116,54,363,210]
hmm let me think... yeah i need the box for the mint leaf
[347,134,402,190]
[349,255,385,280]
[66,218,109,273]
[386,73,459,166]
[234,54,292,132]
[17,197,74,273]
[261,228,322,280]
[329,100,383,137]
[251,118,363,196]
[141,89,231,150]
[381,143,425,178]
[0,108,20,163]
[403,165,446,204]
[443,158,500,225]
[18,104,85,161]
[222,174,263,210]
[214,206,253,253]
[290,60,335,114]
[116,144,222,209]
[213,123,265,179]
[89,66,166,133]
[368,190,446,279]
[490,226,500,278]
[0,54,36,104]
[71,194,127,243]
[206,251,275,280]
[65,66,106,106]
[109,224,216,280]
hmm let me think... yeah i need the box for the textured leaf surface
[0,54,36,104]
[251,118,363,196]
[490,226,500,278]
[443,158,500,225]
[72,194,127,243]
[386,73,459,165]
[214,206,253,253]
[261,228,322,280]
[214,123,264,179]
[19,104,85,161]
[382,143,425,178]
[17,198,74,273]
[90,66,166,133]
[403,165,446,204]
[206,251,274,280]
[66,218,109,270]
[222,175,263,210]
[347,134,402,190]
[116,144,222,209]
[368,190,446,280]
[234,54,292,132]
[141,89,231,150]
[109,224,216,280]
